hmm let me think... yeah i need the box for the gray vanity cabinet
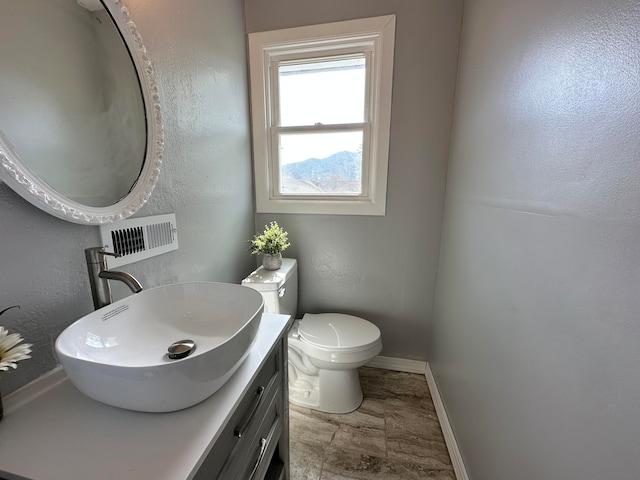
[194,336,289,480]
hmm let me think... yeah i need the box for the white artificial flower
[0,326,32,371]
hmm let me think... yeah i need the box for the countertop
[0,313,291,480]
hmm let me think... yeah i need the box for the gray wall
[429,0,640,478]
[0,0,255,395]
[245,0,463,361]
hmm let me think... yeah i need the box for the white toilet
[242,258,382,413]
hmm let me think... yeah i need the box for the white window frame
[248,15,396,216]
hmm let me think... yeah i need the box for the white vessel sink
[55,282,264,412]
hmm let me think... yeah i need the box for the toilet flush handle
[278,287,286,298]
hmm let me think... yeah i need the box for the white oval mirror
[0,0,162,224]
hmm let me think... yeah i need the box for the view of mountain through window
[277,56,366,195]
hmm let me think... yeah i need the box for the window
[248,15,396,215]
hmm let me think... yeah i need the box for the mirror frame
[0,0,163,225]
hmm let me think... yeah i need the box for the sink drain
[167,340,196,360]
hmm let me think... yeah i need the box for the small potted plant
[248,221,290,270]
[0,306,32,421]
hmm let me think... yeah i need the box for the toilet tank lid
[299,313,381,349]
[241,258,297,292]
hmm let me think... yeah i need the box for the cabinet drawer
[218,378,280,480]
[233,392,282,480]
[194,347,281,480]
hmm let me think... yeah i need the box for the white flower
[0,326,32,371]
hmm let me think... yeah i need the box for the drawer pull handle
[234,386,266,438]
[248,438,268,480]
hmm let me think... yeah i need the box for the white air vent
[99,214,178,268]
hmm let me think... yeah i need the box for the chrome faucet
[85,247,143,310]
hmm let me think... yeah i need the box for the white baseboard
[366,355,427,374]
[425,363,470,480]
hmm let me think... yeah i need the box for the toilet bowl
[242,258,382,413]
[288,313,382,413]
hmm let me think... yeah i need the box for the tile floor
[288,367,455,479]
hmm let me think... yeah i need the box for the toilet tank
[242,258,298,318]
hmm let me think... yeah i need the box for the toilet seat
[291,314,382,368]
[299,313,381,351]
